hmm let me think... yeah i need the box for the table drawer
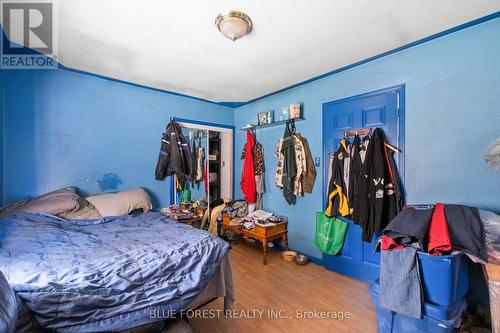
[253,222,287,236]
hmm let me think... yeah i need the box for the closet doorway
[322,85,405,282]
[169,118,234,206]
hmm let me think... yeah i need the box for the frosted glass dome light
[215,11,252,42]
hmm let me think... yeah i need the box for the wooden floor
[189,241,377,333]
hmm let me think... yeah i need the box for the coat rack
[343,127,372,137]
[342,127,401,153]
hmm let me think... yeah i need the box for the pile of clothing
[326,127,402,242]
[275,122,316,205]
[378,203,496,319]
[204,200,249,236]
[235,210,286,230]
[241,131,265,210]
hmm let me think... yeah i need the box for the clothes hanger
[385,142,401,153]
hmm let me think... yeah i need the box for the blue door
[322,85,404,283]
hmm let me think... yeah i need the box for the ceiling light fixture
[215,10,252,42]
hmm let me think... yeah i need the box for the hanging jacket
[292,135,307,197]
[281,124,296,205]
[325,139,350,217]
[356,128,398,242]
[348,135,361,216]
[155,121,193,188]
[241,131,256,203]
[383,144,402,222]
[296,133,317,193]
[190,140,197,186]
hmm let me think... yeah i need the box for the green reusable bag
[314,212,348,255]
[180,187,191,203]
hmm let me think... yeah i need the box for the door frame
[321,84,406,211]
[168,117,235,205]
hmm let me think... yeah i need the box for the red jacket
[241,131,256,203]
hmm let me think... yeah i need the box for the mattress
[0,212,230,332]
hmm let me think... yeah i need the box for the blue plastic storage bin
[417,252,470,306]
[370,281,466,333]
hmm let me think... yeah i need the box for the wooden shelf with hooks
[239,117,304,131]
[343,127,372,137]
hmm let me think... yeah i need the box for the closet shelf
[239,117,304,131]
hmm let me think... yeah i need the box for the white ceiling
[53,1,500,102]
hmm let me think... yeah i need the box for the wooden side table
[221,215,289,265]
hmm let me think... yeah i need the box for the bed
[0,211,234,333]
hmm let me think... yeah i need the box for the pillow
[0,188,102,220]
[86,188,152,217]
[3,188,78,216]
[58,196,102,220]
[0,200,29,219]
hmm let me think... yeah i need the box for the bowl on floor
[294,254,309,265]
[282,250,297,262]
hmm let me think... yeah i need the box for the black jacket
[155,121,193,188]
[354,128,399,242]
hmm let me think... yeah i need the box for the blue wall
[234,18,500,259]
[1,18,499,261]
[1,67,233,207]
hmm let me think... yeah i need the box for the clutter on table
[221,209,289,265]
[160,200,206,221]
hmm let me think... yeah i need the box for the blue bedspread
[0,212,229,332]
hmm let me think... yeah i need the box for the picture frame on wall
[258,112,268,125]
[280,107,289,121]
[289,104,302,119]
